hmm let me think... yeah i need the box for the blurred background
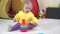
[0,0,60,19]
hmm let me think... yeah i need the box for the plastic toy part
[20,19,28,32]
[21,19,26,26]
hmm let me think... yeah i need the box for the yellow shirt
[14,10,38,24]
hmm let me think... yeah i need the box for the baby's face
[23,5,31,13]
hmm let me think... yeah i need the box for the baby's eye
[26,7,30,9]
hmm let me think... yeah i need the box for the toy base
[20,30,28,32]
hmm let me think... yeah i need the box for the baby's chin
[24,11,29,13]
[25,10,29,13]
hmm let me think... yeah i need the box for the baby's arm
[31,17,38,26]
[31,13,38,25]
[13,14,19,22]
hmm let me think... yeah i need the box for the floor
[0,18,60,34]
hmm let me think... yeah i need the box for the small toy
[38,32,44,34]
[20,19,28,32]
[39,9,45,19]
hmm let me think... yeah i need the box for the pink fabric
[30,0,39,16]
[6,0,11,13]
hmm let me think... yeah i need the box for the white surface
[0,19,60,34]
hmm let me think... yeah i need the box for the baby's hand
[13,19,16,22]
[34,23,38,26]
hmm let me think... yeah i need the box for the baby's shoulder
[18,10,23,13]
[29,12,34,15]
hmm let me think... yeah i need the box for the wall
[37,0,60,10]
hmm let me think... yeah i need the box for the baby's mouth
[26,11,29,13]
